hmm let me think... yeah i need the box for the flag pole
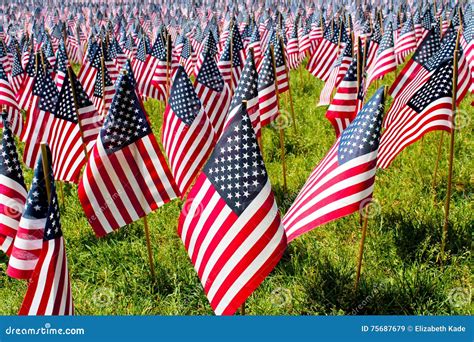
[40,143,52,203]
[271,45,288,192]
[229,20,234,97]
[439,48,459,263]
[354,205,369,291]
[354,85,388,291]
[279,36,297,135]
[100,56,106,117]
[143,215,156,280]
[431,131,444,201]
[165,34,171,106]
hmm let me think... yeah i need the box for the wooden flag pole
[229,21,234,97]
[279,36,297,135]
[100,55,107,117]
[271,45,288,192]
[439,49,459,263]
[40,143,52,203]
[354,206,369,291]
[165,34,171,105]
[431,131,445,200]
[143,216,156,279]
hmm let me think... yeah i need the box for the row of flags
[0,0,472,316]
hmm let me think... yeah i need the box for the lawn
[0,63,472,315]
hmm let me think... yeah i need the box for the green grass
[0,63,472,315]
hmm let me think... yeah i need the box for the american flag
[365,20,382,77]
[149,34,170,101]
[179,38,196,77]
[178,103,287,315]
[78,71,178,237]
[21,67,58,169]
[388,26,440,100]
[77,41,99,99]
[0,115,27,256]
[49,69,99,183]
[318,37,353,106]
[248,27,262,68]
[283,87,385,242]
[195,47,231,138]
[92,60,115,117]
[9,49,24,95]
[7,146,54,279]
[386,27,471,127]
[258,45,279,127]
[460,16,473,93]
[162,66,216,197]
[218,23,245,93]
[307,21,341,81]
[378,58,462,169]
[17,51,37,111]
[395,16,417,64]
[0,63,23,137]
[325,53,361,137]
[226,50,261,137]
[195,33,218,76]
[19,158,74,316]
[286,21,301,70]
[366,22,397,89]
[53,42,68,90]
[269,32,289,93]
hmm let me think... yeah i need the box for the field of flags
[0,0,472,316]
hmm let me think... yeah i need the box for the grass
[0,62,472,315]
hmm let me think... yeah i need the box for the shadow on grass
[302,256,452,315]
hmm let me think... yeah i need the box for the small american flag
[162,66,216,197]
[318,37,353,106]
[178,103,287,315]
[226,50,261,137]
[395,16,418,64]
[7,146,54,279]
[0,115,27,256]
[307,22,340,81]
[269,31,289,93]
[9,49,24,96]
[0,63,23,137]
[286,21,301,70]
[366,22,397,89]
[283,87,385,242]
[387,27,471,127]
[388,26,440,101]
[325,53,361,137]
[378,58,464,169]
[21,67,58,169]
[49,69,101,183]
[19,159,74,315]
[17,50,37,111]
[257,45,279,127]
[194,47,231,138]
[78,71,178,237]
[150,34,170,101]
